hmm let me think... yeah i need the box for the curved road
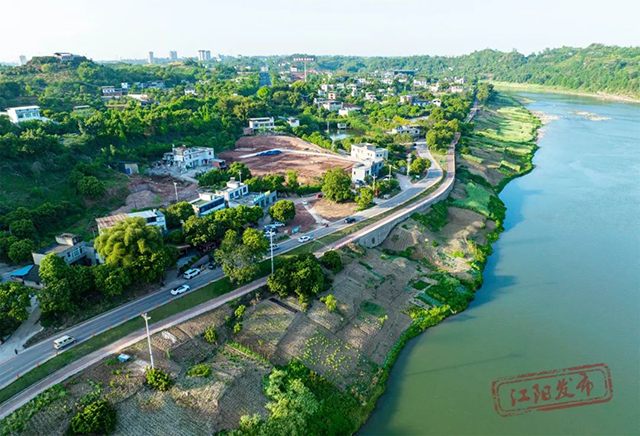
[0,102,477,417]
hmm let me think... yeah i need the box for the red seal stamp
[492,363,613,417]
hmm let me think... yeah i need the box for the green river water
[361,93,640,435]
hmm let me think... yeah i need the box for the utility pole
[141,313,155,369]
[406,153,412,177]
[326,119,330,133]
[173,181,179,203]
[270,231,274,274]
[372,174,377,196]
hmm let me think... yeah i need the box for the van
[183,268,200,279]
[53,335,75,350]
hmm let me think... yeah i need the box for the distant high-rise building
[147,51,155,64]
[197,50,211,61]
[169,50,178,61]
[19,55,27,66]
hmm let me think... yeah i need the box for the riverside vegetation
[0,89,543,435]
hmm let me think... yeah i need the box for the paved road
[0,101,478,416]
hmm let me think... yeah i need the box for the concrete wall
[356,177,455,248]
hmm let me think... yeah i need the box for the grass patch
[452,182,492,216]
[360,301,386,317]
[411,201,448,232]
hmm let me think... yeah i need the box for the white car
[171,284,190,295]
[269,243,280,250]
[301,200,308,205]
[183,268,200,279]
[298,235,311,243]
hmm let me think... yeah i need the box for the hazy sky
[3,0,639,62]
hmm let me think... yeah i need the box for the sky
[2,0,639,62]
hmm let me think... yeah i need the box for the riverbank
[489,81,640,104]
[0,92,543,436]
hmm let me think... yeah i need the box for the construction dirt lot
[219,135,353,185]
[112,175,198,215]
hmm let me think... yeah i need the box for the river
[360,93,640,435]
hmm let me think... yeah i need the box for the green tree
[77,176,106,200]
[322,167,353,203]
[286,170,299,192]
[8,239,36,264]
[319,250,343,273]
[92,264,131,297]
[0,282,33,336]
[355,187,374,209]
[214,228,268,283]
[228,162,251,181]
[69,400,117,435]
[267,253,324,305]
[409,157,430,175]
[94,218,171,283]
[9,219,36,239]
[269,200,296,223]
[162,201,195,228]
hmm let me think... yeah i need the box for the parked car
[183,268,200,279]
[272,222,285,228]
[53,335,75,350]
[171,284,190,295]
[298,235,311,243]
[345,217,357,224]
[301,200,308,205]
[316,193,323,199]
[207,262,217,269]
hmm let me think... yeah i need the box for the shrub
[187,364,211,378]
[204,325,218,344]
[145,368,173,391]
[322,294,338,312]
[77,176,106,200]
[268,200,296,223]
[69,400,117,435]
[320,250,343,273]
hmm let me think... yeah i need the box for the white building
[6,106,46,124]
[352,161,384,183]
[450,85,465,93]
[431,98,442,107]
[351,143,388,161]
[321,100,343,112]
[414,79,428,88]
[19,55,27,66]
[389,125,420,136]
[249,117,275,132]
[287,117,300,128]
[197,50,211,61]
[147,51,155,64]
[184,87,197,96]
[189,192,227,217]
[327,91,339,100]
[32,234,87,266]
[429,83,440,93]
[338,105,361,117]
[96,210,167,234]
[216,178,249,202]
[169,50,178,61]
[54,52,76,62]
[163,146,216,168]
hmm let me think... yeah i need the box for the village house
[321,100,343,112]
[389,125,420,136]
[163,146,219,169]
[399,94,418,104]
[96,210,167,234]
[5,106,47,124]
[32,234,89,266]
[248,117,276,132]
[350,143,388,183]
[189,192,227,217]
[338,105,361,117]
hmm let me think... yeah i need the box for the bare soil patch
[220,136,353,185]
[312,199,358,221]
[113,175,198,214]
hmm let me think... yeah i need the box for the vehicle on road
[207,262,217,269]
[53,335,75,350]
[301,200,308,205]
[345,217,357,224]
[316,193,323,199]
[269,243,280,250]
[183,268,200,279]
[298,235,311,243]
[171,284,191,295]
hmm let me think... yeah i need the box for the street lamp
[173,181,179,203]
[270,231,274,275]
[141,313,155,369]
